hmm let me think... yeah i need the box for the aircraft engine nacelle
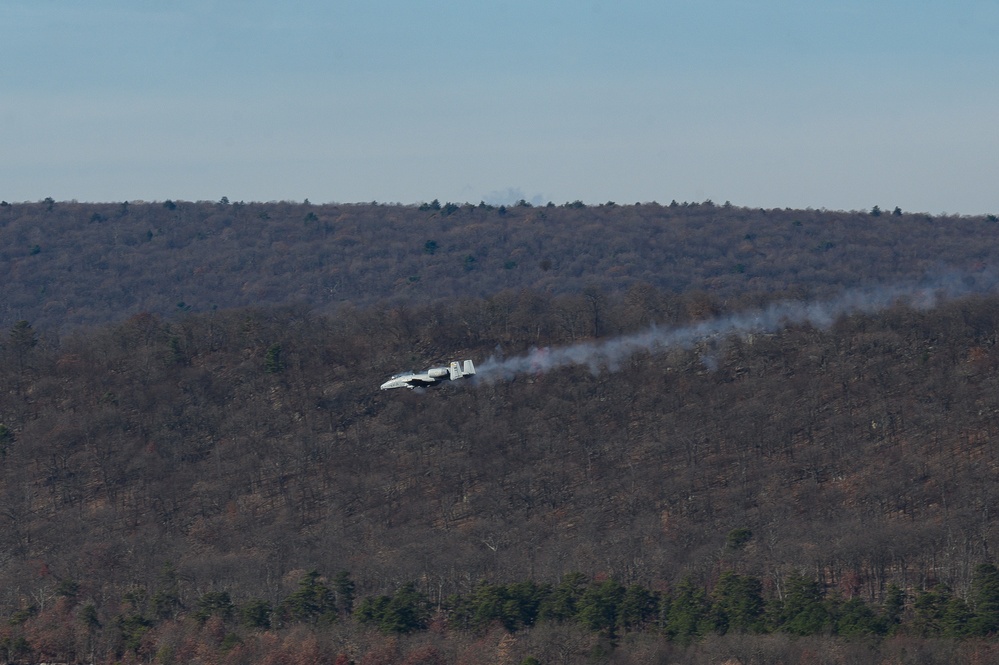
[427,368,449,378]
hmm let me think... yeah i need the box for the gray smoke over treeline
[475,272,998,383]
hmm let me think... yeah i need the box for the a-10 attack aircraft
[380,360,476,390]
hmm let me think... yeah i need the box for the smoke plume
[474,271,998,383]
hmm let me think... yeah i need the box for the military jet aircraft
[380,360,476,390]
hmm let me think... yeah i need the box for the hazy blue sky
[2,1,997,212]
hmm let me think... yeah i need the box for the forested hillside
[1,198,998,331]
[3,286,999,663]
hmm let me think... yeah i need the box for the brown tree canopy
[2,293,999,610]
[1,199,997,331]
[3,199,999,662]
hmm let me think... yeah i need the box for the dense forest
[0,198,997,332]
[3,199,999,663]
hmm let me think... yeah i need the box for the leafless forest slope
[3,199,999,663]
[1,198,997,331]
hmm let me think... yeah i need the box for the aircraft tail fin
[448,360,476,380]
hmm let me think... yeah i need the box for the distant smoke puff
[474,270,998,383]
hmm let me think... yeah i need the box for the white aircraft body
[380,360,476,390]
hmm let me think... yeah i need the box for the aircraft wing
[380,370,436,390]
[380,372,426,390]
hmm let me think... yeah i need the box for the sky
[2,1,998,213]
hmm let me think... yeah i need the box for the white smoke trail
[474,271,999,383]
